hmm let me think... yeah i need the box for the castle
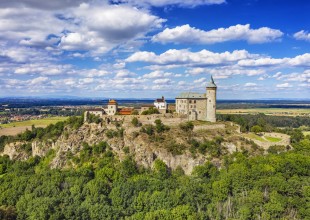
[84,76,217,122]
[175,76,217,122]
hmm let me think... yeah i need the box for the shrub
[131,117,141,127]
[179,121,194,132]
[141,107,160,115]
[140,124,155,136]
[154,119,170,133]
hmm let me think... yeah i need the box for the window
[194,100,196,103]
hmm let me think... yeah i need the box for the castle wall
[176,98,207,121]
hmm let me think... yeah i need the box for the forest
[0,114,309,219]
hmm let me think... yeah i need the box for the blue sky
[0,0,309,99]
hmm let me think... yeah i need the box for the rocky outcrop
[1,142,29,160]
[1,118,245,175]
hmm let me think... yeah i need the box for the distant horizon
[1,96,310,102]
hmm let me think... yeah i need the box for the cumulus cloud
[111,0,225,8]
[293,30,310,42]
[153,78,171,84]
[153,24,283,44]
[238,53,310,68]
[0,2,165,56]
[59,3,165,54]
[143,70,173,79]
[186,66,265,78]
[126,49,255,66]
[278,70,310,83]
[114,69,136,78]
[244,82,257,87]
[276,83,292,88]
[0,0,90,10]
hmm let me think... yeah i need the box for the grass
[264,136,282,142]
[244,133,266,142]
[0,116,68,128]
[217,108,310,117]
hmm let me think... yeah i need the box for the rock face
[1,142,29,160]
[0,116,252,175]
[46,122,212,174]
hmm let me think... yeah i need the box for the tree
[251,125,262,134]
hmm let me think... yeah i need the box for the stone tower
[206,76,217,122]
[107,99,118,115]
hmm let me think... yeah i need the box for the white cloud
[111,0,225,8]
[79,78,94,84]
[238,53,310,68]
[293,30,310,42]
[30,77,49,85]
[114,69,136,78]
[59,3,165,55]
[279,70,310,83]
[126,49,255,66]
[153,24,283,44]
[0,3,165,56]
[244,82,257,87]
[153,78,171,84]
[186,66,265,79]
[194,78,206,83]
[0,0,90,10]
[276,83,292,88]
[143,70,173,79]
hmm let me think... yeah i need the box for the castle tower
[107,99,118,115]
[206,76,217,122]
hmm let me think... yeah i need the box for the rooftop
[108,99,117,105]
[176,92,206,99]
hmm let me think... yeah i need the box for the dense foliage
[0,135,309,219]
[218,113,310,131]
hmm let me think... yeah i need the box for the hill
[0,114,309,219]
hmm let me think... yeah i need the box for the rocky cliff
[1,115,258,174]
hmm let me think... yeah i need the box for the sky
[0,0,309,99]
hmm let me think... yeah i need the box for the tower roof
[108,99,117,105]
[207,75,217,88]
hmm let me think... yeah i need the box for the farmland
[0,117,68,136]
[217,108,310,117]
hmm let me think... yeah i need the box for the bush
[131,110,139,115]
[140,124,155,136]
[141,107,159,115]
[87,113,102,124]
[268,145,286,154]
[131,117,141,127]
[179,121,194,132]
[154,119,169,133]
[251,125,263,134]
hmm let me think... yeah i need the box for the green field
[0,117,68,128]
[264,136,282,142]
[244,133,283,143]
[244,133,266,142]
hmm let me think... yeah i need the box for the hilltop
[0,114,292,174]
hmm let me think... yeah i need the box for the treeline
[0,136,309,219]
[218,114,310,131]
